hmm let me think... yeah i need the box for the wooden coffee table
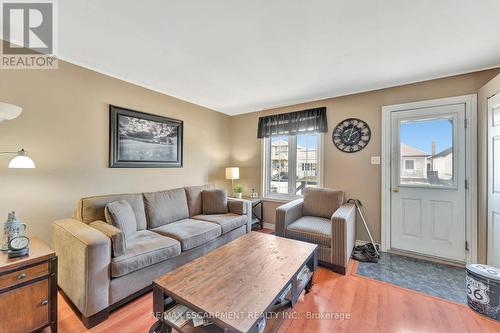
[150,232,317,333]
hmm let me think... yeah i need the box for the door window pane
[399,116,454,186]
[296,133,318,195]
[270,136,289,194]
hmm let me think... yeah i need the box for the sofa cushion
[111,230,181,278]
[303,187,345,219]
[185,184,215,217]
[152,219,222,251]
[193,214,247,234]
[76,193,147,230]
[104,200,137,240]
[202,189,228,215]
[286,216,331,247]
[143,188,189,228]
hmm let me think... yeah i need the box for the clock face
[332,118,371,153]
[9,236,29,250]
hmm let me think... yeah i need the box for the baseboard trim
[318,261,347,275]
[263,223,275,230]
[355,239,381,248]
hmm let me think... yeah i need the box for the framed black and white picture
[109,105,183,168]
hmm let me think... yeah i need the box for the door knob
[392,187,399,193]
[41,300,48,306]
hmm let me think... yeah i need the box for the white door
[390,104,467,262]
[488,93,500,267]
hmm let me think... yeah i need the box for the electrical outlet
[371,156,380,164]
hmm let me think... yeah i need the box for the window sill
[262,195,302,203]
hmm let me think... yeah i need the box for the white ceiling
[58,0,500,115]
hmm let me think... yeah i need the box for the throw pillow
[202,189,228,215]
[104,200,138,239]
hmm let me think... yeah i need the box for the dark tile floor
[356,252,466,304]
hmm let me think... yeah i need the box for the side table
[244,197,264,230]
[0,237,57,333]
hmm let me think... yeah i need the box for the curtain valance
[257,107,327,138]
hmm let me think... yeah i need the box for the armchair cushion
[193,213,247,234]
[286,216,331,247]
[104,200,138,240]
[90,220,127,257]
[151,219,222,251]
[111,230,181,278]
[202,189,228,215]
[303,187,345,219]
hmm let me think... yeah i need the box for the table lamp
[225,167,239,190]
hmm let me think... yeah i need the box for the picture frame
[109,105,183,168]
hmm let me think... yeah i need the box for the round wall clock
[332,118,371,153]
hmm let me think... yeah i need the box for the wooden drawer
[0,262,48,290]
[0,279,49,333]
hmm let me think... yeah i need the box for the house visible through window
[405,159,415,170]
[265,132,322,198]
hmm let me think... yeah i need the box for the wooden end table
[0,237,57,333]
[150,232,317,333]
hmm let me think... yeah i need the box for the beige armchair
[275,187,356,274]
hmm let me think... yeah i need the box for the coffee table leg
[291,278,298,307]
[305,249,317,293]
[153,285,164,317]
[148,321,171,333]
[151,285,172,333]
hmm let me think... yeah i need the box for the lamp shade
[225,167,239,180]
[0,102,22,122]
[8,149,35,168]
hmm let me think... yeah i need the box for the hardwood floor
[46,230,500,333]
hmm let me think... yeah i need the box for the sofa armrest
[52,218,111,318]
[275,199,303,237]
[330,203,356,270]
[90,220,126,257]
[227,198,252,233]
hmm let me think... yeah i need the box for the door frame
[381,94,477,264]
[487,92,500,266]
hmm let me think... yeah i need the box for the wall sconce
[0,149,36,168]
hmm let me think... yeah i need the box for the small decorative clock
[332,118,371,153]
[8,235,30,258]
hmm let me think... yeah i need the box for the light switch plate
[371,156,381,164]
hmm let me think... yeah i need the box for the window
[404,159,414,170]
[264,132,322,198]
[399,115,455,187]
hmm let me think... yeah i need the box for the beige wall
[0,61,231,244]
[230,69,500,245]
[1,59,499,255]
[478,73,500,263]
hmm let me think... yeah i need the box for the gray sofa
[275,187,356,274]
[52,184,251,327]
